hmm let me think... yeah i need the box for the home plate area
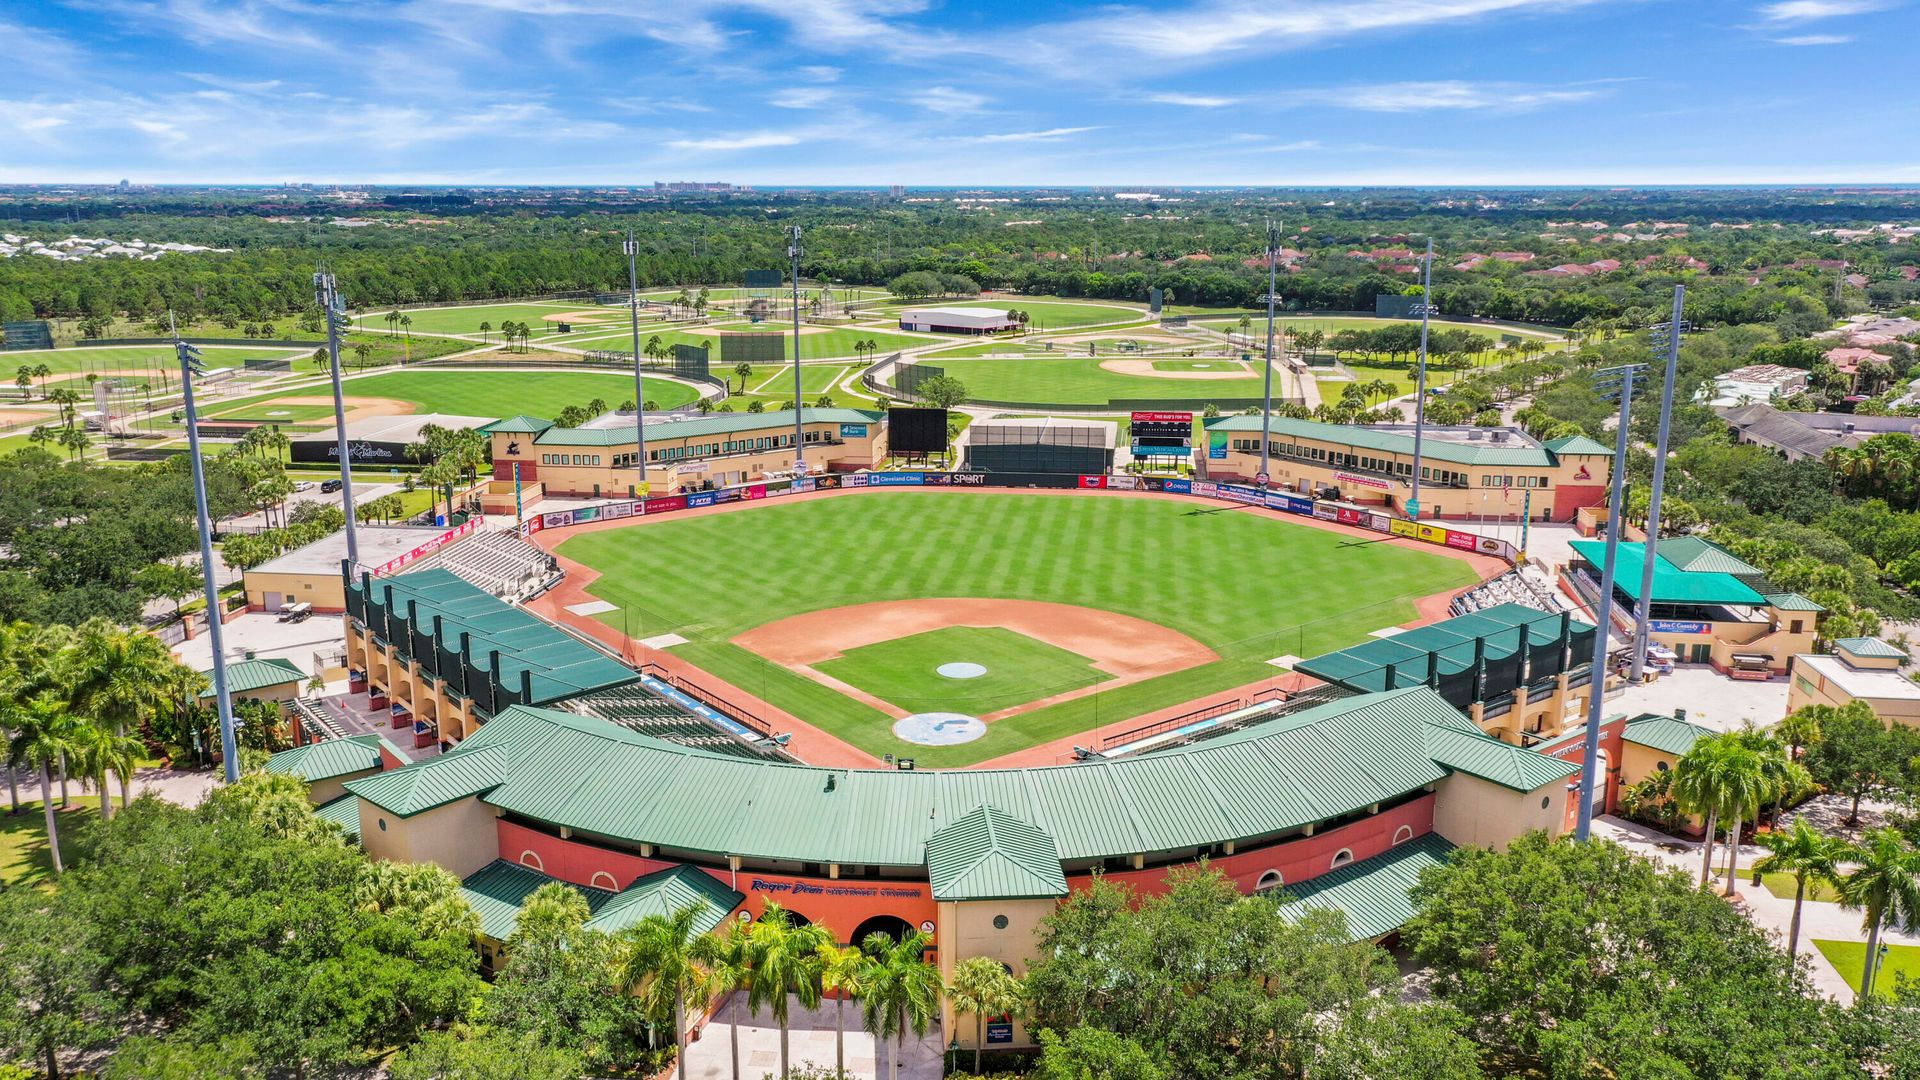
[893,712,988,745]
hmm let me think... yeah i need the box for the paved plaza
[685,994,946,1080]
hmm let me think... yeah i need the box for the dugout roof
[1293,603,1594,709]
[1567,541,1770,606]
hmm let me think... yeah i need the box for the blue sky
[2,0,1915,185]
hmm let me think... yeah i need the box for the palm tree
[1837,829,1920,998]
[818,942,866,1078]
[948,956,1022,1076]
[859,930,941,1080]
[384,309,401,338]
[1673,736,1731,889]
[618,904,716,1080]
[1755,817,1847,956]
[745,903,830,1080]
[6,695,84,874]
[704,920,755,1080]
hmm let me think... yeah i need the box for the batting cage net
[891,360,946,400]
[2,321,54,351]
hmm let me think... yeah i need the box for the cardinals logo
[1573,465,1591,481]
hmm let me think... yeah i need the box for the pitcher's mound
[937,662,987,679]
[893,713,986,745]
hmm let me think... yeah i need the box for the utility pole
[1258,218,1278,486]
[1574,362,1646,841]
[1631,286,1687,681]
[624,231,650,491]
[173,322,240,784]
[314,271,360,570]
[1407,238,1434,520]
[787,224,807,475]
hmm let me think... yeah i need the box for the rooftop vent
[1467,430,1485,440]
[1491,431,1510,442]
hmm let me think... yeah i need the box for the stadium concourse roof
[1567,540,1773,606]
[1203,416,1613,468]
[1619,714,1716,758]
[264,732,399,783]
[1280,833,1455,941]
[351,568,638,707]
[484,407,884,447]
[1294,603,1593,698]
[200,656,304,699]
[343,685,1577,878]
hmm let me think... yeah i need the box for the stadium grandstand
[410,527,558,602]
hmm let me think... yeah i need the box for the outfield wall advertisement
[517,471,1518,564]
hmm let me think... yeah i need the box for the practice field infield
[0,343,309,378]
[896,355,1279,406]
[202,368,701,423]
[553,491,1479,765]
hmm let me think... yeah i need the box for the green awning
[1567,540,1768,605]
[1280,833,1456,941]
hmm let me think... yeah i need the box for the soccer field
[902,355,1279,407]
[556,492,1477,765]
[204,368,702,422]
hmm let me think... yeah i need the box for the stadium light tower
[787,224,807,475]
[1258,218,1279,486]
[1574,361,1647,841]
[1630,285,1688,681]
[313,271,360,570]
[172,321,241,783]
[624,231,650,489]
[1406,238,1434,521]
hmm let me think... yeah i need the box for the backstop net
[719,333,785,364]
[665,343,712,381]
[891,360,946,401]
[1,321,53,351]
[744,269,782,323]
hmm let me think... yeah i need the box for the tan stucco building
[1787,638,1920,726]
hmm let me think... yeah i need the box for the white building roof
[1795,654,1920,703]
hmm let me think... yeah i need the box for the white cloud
[799,65,842,81]
[910,86,989,115]
[665,131,802,151]
[1759,0,1891,20]
[1773,32,1853,42]
[1147,91,1242,107]
[1277,80,1603,112]
[1062,0,1608,62]
[768,87,833,109]
[967,126,1102,143]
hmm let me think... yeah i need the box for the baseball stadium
[261,402,1667,1052]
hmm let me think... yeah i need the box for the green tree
[1806,704,1920,826]
[915,374,970,409]
[1838,828,1920,998]
[5,695,83,874]
[706,921,755,1080]
[1032,1027,1164,1080]
[858,929,942,1080]
[0,888,118,1080]
[486,882,643,1070]
[388,1026,585,1080]
[746,902,830,1080]
[948,955,1023,1075]
[616,905,716,1080]
[817,941,866,1079]
[1754,816,1848,956]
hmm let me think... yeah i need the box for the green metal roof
[313,795,364,842]
[924,805,1068,901]
[1649,536,1763,576]
[1204,416,1563,467]
[480,415,555,435]
[1280,833,1455,940]
[265,733,395,783]
[1541,434,1615,456]
[1294,603,1593,696]
[352,568,639,705]
[1837,637,1907,660]
[1567,540,1769,605]
[459,859,615,941]
[1620,714,1716,757]
[582,865,744,936]
[202,657,304,698]
[1765,593,1827,613]
[531,408,883,448]
[350,686,1572,867]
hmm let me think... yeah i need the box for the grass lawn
[1814,940,1920,998]
[910,356,1279,407]
[1711,866,1844,903]
[815,626,1112,716]
[1192,314,1570,343]
[0,343,312,380]
[1152,359,1251,374]
[349,301,615,337]
[201,368,701,423]
[0,800,101,888]
[559,492,1476,764]
[570,324,933,362]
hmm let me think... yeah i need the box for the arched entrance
[849,914,915,947]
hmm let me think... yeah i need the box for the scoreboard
[1130,411,1194,457]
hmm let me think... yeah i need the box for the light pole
[624,231,650,492]
[314,271,360,570]
[173,328,240,784]
[787,224,807,475]
[1407,238,1434,520]
[1574,362,1646,841]
[1630,286,1687,681]
[1258,218,1278,486]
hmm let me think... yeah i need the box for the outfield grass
[1814,940,1920,998]
[201,368,701,423]
[0,343,311,379]
[348,301,619,337]
[559,492,1476,765]
[1152,359,1251,373]
[815,626,1112,716]
[570,324,932,362]
[910,356,1279,407]
[0,800,100,888]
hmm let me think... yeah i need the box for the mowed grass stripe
[557,492,1476,765]
[817,627,1110,716]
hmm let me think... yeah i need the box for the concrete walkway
[686,993,946,1080]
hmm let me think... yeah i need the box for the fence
[85,336,326,348]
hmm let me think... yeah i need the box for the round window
[1541,796,1551,809]
[992,915,1009,930]
[377,818,387,831]
[1655,760,1670,772]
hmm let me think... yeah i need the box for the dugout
[963,417,1115,475]
[1294,603,1596,743]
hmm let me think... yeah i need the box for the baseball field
[201,369,704,425]
[893,354,1284,407]
[552,491,1480,766]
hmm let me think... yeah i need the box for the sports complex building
[266,460,1717,1052]
[897,306,1018,334]
[1199,416,1615,522]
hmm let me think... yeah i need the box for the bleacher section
[414,528,558,602]
[1449,569,1567,618]
[564,684,789,761]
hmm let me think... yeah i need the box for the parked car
[320,479,343,493]
[293,481,316,492]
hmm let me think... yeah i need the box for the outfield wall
[517,469,1520,564]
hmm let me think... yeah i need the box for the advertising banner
[1272,492,1313,515]
[793,477,815,493]
[946,472,988,486]
[987,1021,1013,1045]
[1388,518,1420,538]
[839,423,869,438]
[1131,410,1195,424]
[1164,478,1194,495]
[573,505,601,524]
[1445,530,1480,551]
[1312,502,1339,521]
[867,472,925,487]
[1417,523,1450,544]
[542,510,575,531]
[1207,431,1229,460]
[605,501,635,520]
[1365,513,1393,533]
[644,495,688,515]
[1215,483,1264,505]
[369,518,480,576]
[1334,471,1391,491]
[1078,474,1107,489]
[1650,619,1713,635]
[814,475,843,490]
[688,491,717,508]
[1336,507,1366,525]
[844,474,868,488]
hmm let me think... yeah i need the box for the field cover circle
[894,712,987,745]
[937,662,988,679]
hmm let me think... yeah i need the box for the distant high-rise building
[116,179,130,190]
[889,185,906,197]
[654,181,735,193]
